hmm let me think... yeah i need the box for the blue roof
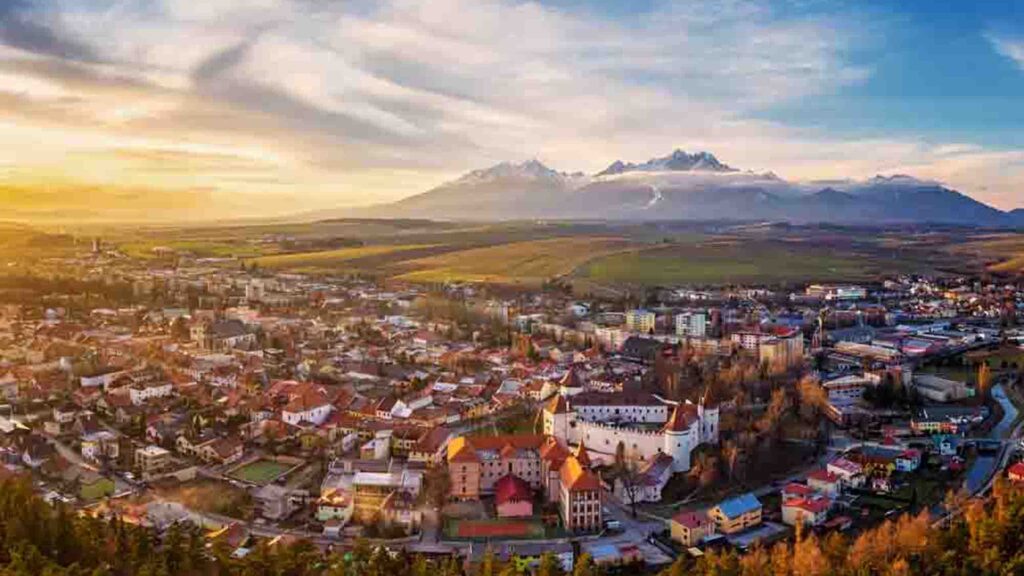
[717,493,761,519]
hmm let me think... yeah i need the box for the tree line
[4,474,1024,575]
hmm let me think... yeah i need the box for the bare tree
[615,458,643,519]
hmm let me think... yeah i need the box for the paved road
[964,383,1018,494]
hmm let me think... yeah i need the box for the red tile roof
[494,474,532,505]
[672,510,712,530]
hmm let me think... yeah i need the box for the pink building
[495,474,534,518]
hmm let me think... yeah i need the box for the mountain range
[355,150,1022,227]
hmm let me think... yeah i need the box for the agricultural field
[119,239,265,260]
[949,234,1024,273]
[27,218,1024,288]
[393,237,638,287]
[574,239,916,286]
[251,244,433,271]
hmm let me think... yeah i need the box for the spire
[574,439,591,467]
[663,403,696,433]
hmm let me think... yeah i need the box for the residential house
[670,510,715,547]
[782,496,831,528]
[197,437,244,466]
[1008,462,1024,483]
[317,487,353,524]
[709,493,762,535]
[826,457,866,489]
[135,445,172,477]
[807,469,843,497]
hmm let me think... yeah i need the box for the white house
[281,387,332,426]
[129,381,173,405]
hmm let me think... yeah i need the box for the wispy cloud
[988,32,1024,70]
[0,0,1021,214]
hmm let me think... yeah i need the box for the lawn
[394,237,636,286]
[575,240,894,286]
[227,459,294,485]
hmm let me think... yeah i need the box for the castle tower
[698,390,720,445]
[662,403,696,473]
[543,394,577,444]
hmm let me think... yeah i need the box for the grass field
[251,244,433,270]
[948,234,1024,273]
[120,239,265,259]
[393,237,637,286]
[227,459,294,485]
[575,240,891,286]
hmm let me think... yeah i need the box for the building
[559,454,602,532]
[675,312,707,338]
[822,374,879,406]
[805,285,867,302]
[1008,462,1024,483]
[709,493,762,534]
[912,374,971,403]
[447,435,547,500]
[826,457,866,489]
[782,497,831,528]
[494,474,534,518]
[317,488,353,524]
[129,380,173,405]
[351,470,422,531]
[807,469,843,497]
[671,510,715,547]
[281,385,333,426]
[543,390,719,474]
[625,309,656,334]
[135,445,171,476]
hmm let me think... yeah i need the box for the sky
[0,0,1023,219]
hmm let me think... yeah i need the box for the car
[604,520,623,532]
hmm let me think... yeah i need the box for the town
[0,236,1023,574]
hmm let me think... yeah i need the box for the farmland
[251,244,434,271]
[392,237,638,287]
[25,219,1024,288]
[575,239,922,286]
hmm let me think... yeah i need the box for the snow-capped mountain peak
[596,149,737,176]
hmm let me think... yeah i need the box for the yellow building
[709,493,762,534]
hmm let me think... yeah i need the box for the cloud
[0,0,1020,215]
[988,33,1024,70]
[0,0,98,62]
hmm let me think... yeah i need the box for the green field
[575,240,909,286]
[394,237,636,286]
[251,244,434,270]
[227,459,294,485]
[120,239,265,259]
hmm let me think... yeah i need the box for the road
[964,383,1018,494]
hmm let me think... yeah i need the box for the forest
[2,475,1024,575]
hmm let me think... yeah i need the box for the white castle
[543,389,719,473]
